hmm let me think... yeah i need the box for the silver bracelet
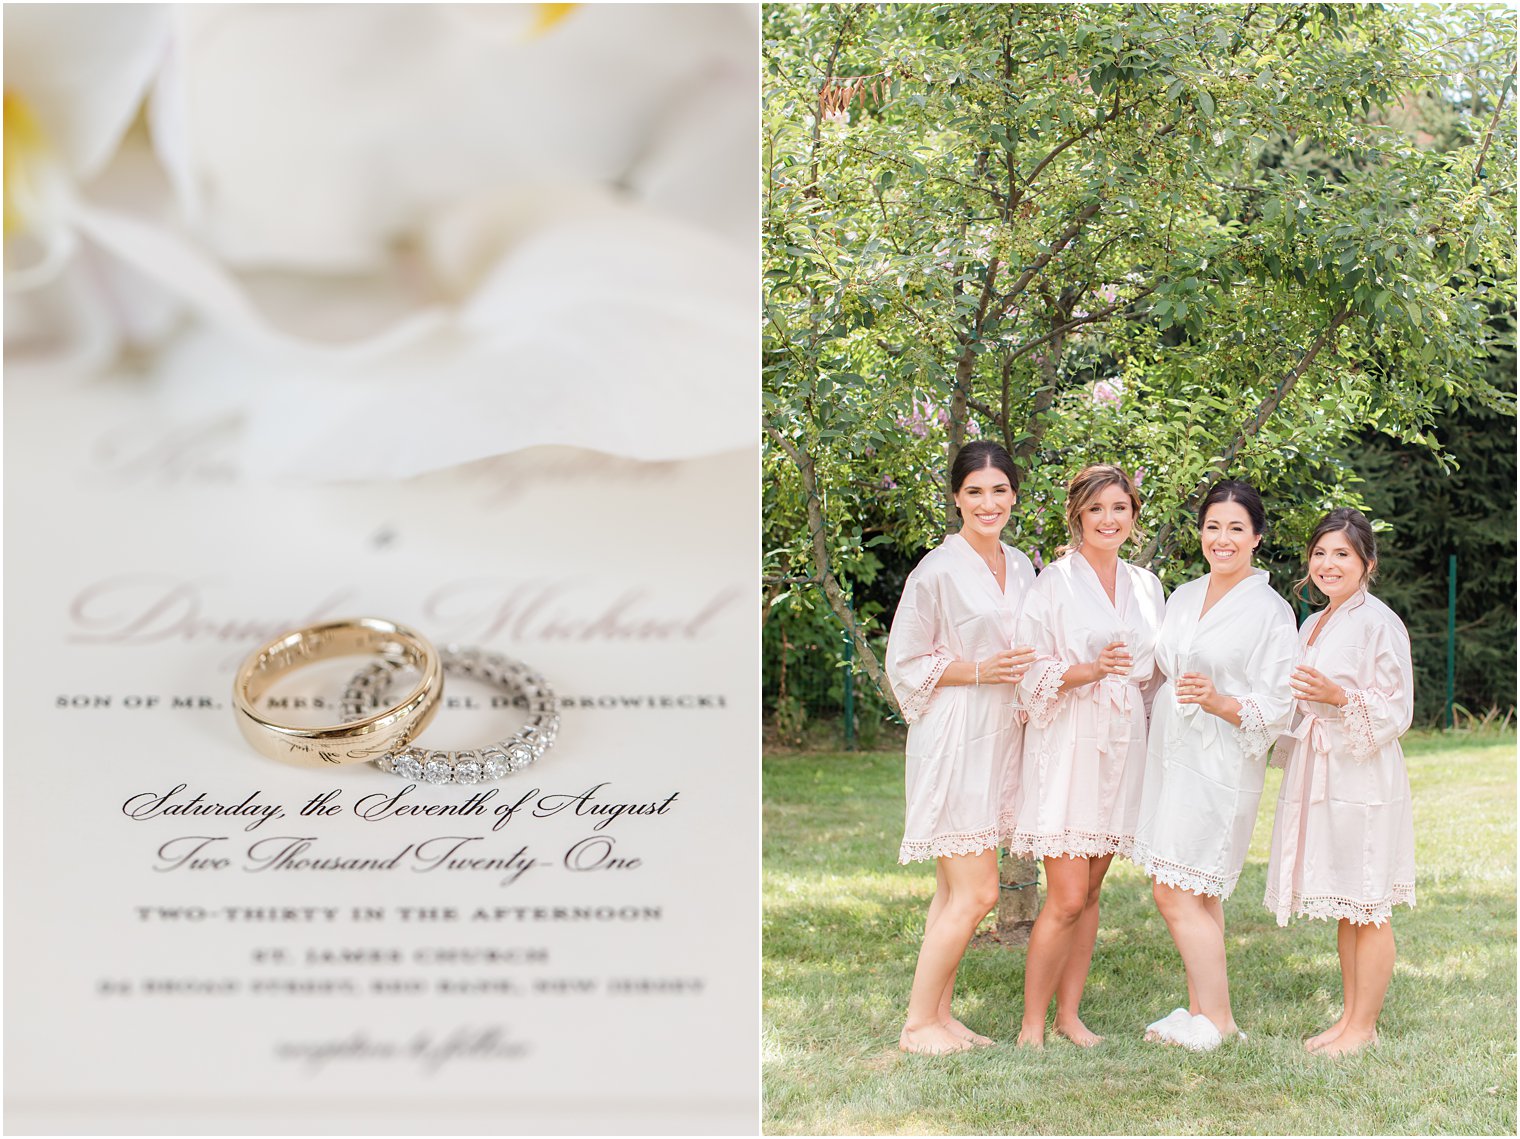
[342,645,559,784]
[975,660,980,686]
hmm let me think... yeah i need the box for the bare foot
[1015,1026,1045,1049]
[1315,1029,1377,1058]
[899,1024,973,1055]
[944,1018,995,1047]
[1303,1020,1348,1053]
[1053,1018,1104,1048]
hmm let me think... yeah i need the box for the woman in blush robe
[1265,507,1415,1057]
[886,441,1037,1055]
[1008,464,1165,1048]
[1131,480,1298,1052]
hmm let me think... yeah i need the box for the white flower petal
[3,5,171,180]
[3,250,124,380]
[146,11,201,224]
[626,59,759,249]
[188,200,754,479]
[417,182,614,302]
[69,202,446,358]
[175,4,748,270]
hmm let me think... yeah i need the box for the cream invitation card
[4,375,759,1134]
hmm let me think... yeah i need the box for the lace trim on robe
[1006,828,1133,861]
[1023,660,1070,730]
[1232,695,1274,763]
[898,823,1003,864]
[899,652,952,724]
[1264,882,1416,927]
[1340,689,1378,761]
[1131,843,1236,899]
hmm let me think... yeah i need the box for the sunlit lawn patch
[764,730,1516,1135]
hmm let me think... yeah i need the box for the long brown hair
[1292,507,1378,604]
[1058,464,1143,556]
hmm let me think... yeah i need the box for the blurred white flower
[5,5,179,372]
[5,2,757,474]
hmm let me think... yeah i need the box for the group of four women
[886,442,1415,1057]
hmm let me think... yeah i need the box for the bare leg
[1017,856,1093,1047]
[1202,893,1225,935]
[1194,893,1225,1013]
[927,862,992,1045]
[900,850,999,1054]
[1318,921,1394,1057]
[1306,920,1357,1052]
[1052,854,1113,1046]
[1153,883,1237,1036]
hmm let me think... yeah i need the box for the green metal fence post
[1446,553,1456,730]
[842,631,856,751]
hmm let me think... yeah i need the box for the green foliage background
[762,2,1517,729]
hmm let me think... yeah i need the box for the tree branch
[992,201,1102,311]
[765,422,896,709]
[1019,92,1145,196]
[1136,305,1353,566]
[946,254,1003,522]
[963,283,1159,436]
[1472,67,1515,185]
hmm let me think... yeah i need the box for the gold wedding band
[232,618,443,768]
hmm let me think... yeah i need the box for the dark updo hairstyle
[1058,463,1143,555]
[949,440,1018,495]
[1293,507,1378,603]
[1197,479,1266,546]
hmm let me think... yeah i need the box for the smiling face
[953,464,1014,540]
[1308,528,1370,604]
[1200,499,1259,575]
[1078,483,1134,552]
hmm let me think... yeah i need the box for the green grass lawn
[764,730,1516,1135]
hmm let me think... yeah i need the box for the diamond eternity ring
[341,645,560,785]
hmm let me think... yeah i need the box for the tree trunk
[997,850,1040,946]
[765,423,896,708]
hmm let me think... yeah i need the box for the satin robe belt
[1091,675,1139,760]
[1284,706,1333,804]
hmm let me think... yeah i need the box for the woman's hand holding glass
[1096,638,1132,679]
[1174,670,1218,707]
[979,646,1038,685]
[1175,669,1245,725]
[1290,665,1347,706]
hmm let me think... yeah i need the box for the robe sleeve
[1014,582,1069,729]
[1338,611,1414,761]
[1135,573,1167,720]
[885,571,954,724]
[1231,601,1299,762]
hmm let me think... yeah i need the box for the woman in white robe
[1265,508,1415,1057]
[1131,481,1298,1052]
[885,441,1037,1054]
[1008,464,1165,1048]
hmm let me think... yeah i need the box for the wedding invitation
[4,374,759,1134]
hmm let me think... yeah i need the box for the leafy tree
[763,2,1516,714]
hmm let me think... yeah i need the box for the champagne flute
[1008,640,1034,713]
[1107,627,1131,679]
[1176,648,1200,718]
